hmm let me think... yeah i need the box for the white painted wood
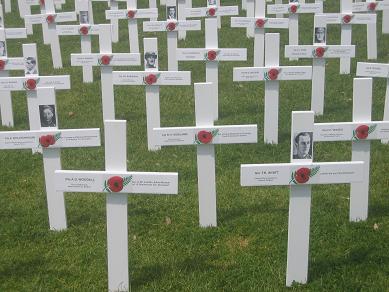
[367,0,378,59]
[384,78,389,143]
[149,0,157,21]
[80,0,94,82]
[160,0,166,5]
[205,18,218,120]
[19,0,34,34]
[4,0,11,13]
[289,13,299,61]
[350,78,372,222]
[242,0,247,11]
[383,9,389,33]
[275,0,283,18]
[167,31,178,71]
[254,0,265,67]
[105,120,129,292]
[110,0,119,43]
[178,0,186,40]
[0,71,13,127]
[246,0,255,38]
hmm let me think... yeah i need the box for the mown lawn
[1,0,389,291]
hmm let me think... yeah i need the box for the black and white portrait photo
[314,27,326,44]
[25,57,37,75]
[289,0,299,3]
[0,16,3,27]
[0,41,6,57]
[80,11,89,24]
[39,105,57,128]
[293,132,313,159]
[144,51,158,69]
[167,6,177,20]
[208,0,216,5]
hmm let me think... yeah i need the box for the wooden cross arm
[143,20,201,32]
[185,6,239,18]
[0,128,101,150]
[25,12,77,24]
[325,13,377,24]
[241,161,364,187]
[233,66,312,82]
[314,121,389,141]
[4,28,27,39]
[231,17,289,29]
[0,57,25,70]
[154,125,257,146]
[105,8,158,19]
[55,170,178,194]
[71,53,141,67]
[357,62,389,78]
[176,48,247,61]
[285,45,355,59]
[267,3,323,15]
[0,75,71,91]
[352,1,389,12]
[57,25,100,36]
[112,71,191,86]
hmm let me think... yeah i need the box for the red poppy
[197,131,213,144]
[107,176,124,192]
[144,74,157,85]
[100,55,111,65]
[39,0,45,6]
[46,15,55,24]
[290,4,298,13]
[343,15,352,24]
[39,135,51,148]
[368,2,377,11]
[255,18,266,28]
[268,68,279,80]
[208,8,216,16]
[294,167,311,184]
[0,60,6,70]
[207,50,217,61]
[25,79,37,90]
[48,135,56,145]
[355,125,369,140]
[127,10,136,19]
[315,47,325,58]
[79,26,89,35]
[166,22,176,31]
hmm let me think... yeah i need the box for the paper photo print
[25,57,38,75]
[293,131,313,160]
[144,51,158,69]
[80,11,89,24]
[314,27,326,44]
[167,6,177,19]
[0,41,6,57]
[39,104,57,128]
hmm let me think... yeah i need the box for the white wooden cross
[324,0,376,74]
[0,44,70,140]
[357,62,389,144]
[185,0,239,40]
[0,87,101,231]
[24,0,77,68]
[56,0,100,83]
[354,0,389,34]
[233,33,312,144]
[154,82,258,227]
[267,0,323,61]
[143,0,201,71]
[0,25,28,127]
[352,0,389,37]
[231,0,289,67]
[71,24,141,121]
[313,78,386,222]
[89,0,120,43]
[4,0,11,13]
[177,18,247,120]
[241,110,364,286]
[112,38,191,151]
[55,120,178,292]
[285,15,355,115]
[105,0,158,53]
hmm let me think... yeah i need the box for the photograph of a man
[167,6,177,19]
[25,57,37,75]
[144,51,157,69]
[293,132,313,159]
[314,27,326,44]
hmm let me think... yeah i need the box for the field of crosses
[1,0,389,290]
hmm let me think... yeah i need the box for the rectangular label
[0,75,70,91]
[241,161,364,186]
[143,20,201,31]
[285,45,355,58]
[0,128,101,149]
[176,48,246,61]
[233,66,312,81]
[112,71,191,85]
[25,14,45,25]
[186,6,238,17]
[57,25,99,36]
[352,2,389,12]
[55,12,78,23]
[71,53,141,66]
[230,17,289,29]
[267,3,323,14]
[55,170,178,194]
[154,125,257,145]
[356,62,389,78]
[106,8,158,19]
[5,28,27,39]
[314,121,389,141]
[0,58,25,71]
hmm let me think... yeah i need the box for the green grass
[1,0,389,291]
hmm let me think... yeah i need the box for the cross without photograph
[55,120,178,292]
[143,0,201,71]
[267,0,323,61]
[0,27,27,127]
[356,62,389,144]
[176,18,247,120]
[313,78,389,222]
[105,0,158,53]
[112,37,191,151]
[0,87,101,231]
[71,24,141,121]
[324,0,377,74]
[231,0,289,67]
[153,83,257,227]
[241,111,364,286]
[24,0,77,68]
[233,33,313,144]
[285,14,355,116]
